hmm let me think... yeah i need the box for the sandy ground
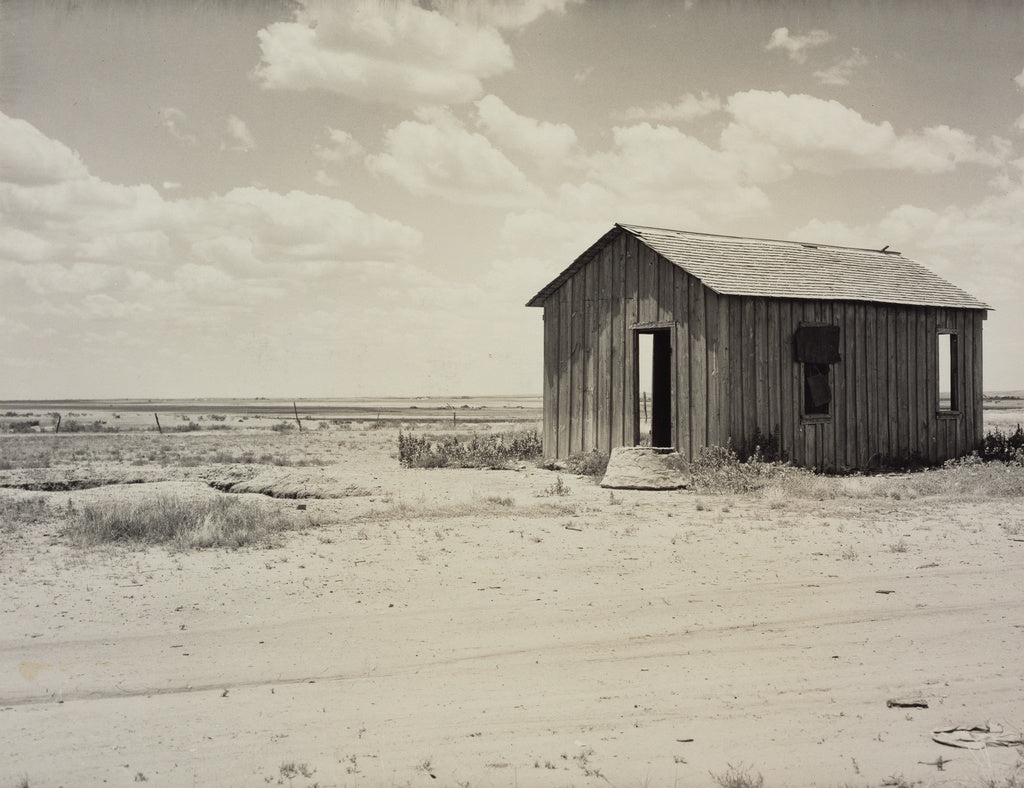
[1,426,1023,787]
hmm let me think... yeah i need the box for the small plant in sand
[538,475,570,497]
[711,763,764,788]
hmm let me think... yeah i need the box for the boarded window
[803,362,831,416]
[794,324,841,364]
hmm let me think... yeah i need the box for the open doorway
[635,328,673,448]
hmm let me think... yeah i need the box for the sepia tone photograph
[1,1,1022,785]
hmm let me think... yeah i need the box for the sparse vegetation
[60,494,314,549]
[397,428,542,469]
[711,763,765,788]
[562,449,610,479]
[979,424,1024,464]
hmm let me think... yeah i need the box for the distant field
[2,393,1019,434]
[0,396,543,433]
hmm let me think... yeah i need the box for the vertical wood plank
[778,300,794,463]
[754,297,768,443]
[741,298,755,452]
[596,247,612,454]
[675,268,691,459]
[924,307,937,463]
[831,302,847,469]
[609,240,623,450]
[729,295,743,455]
[853,302,868,468]
[582,260,596,452]
[705,288,721,450]
[716,292,731,451]
[915,308,928,461]
[864,303,877,465]
[972,310,984,449]
[766,299,781,445]
[624,237,638,445]
[569,273,584,455]
[542,302,558,458]
[690,279,708,454]
[896,307,910,460]
[873,304,889,463]
[886,307,898,462]
[557,282,571,457]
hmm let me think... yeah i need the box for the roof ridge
[617,222,902,257]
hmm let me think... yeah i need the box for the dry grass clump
[397,429,542,469]
[689,445,812,495]
[60,494,311,549]
[0,495,50,532]
[562,449,609,479]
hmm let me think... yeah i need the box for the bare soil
[1,415,1023,787]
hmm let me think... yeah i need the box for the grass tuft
[60,494,312,550]
[711,763,765,788]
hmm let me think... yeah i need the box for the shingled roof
[526,223,991,311]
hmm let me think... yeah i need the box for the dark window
[803,362,831,416]
[794,324,841,364]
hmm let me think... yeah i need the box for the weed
[483,495,514,507]
[563,449,610,479]
[711,763,764,788]
[538,476,570,497]
[279,761,314,783]
[60,495,309,550]
[0,496,50,532]
[397,429,541,469]
[889,539,908,553]
[841,545,858,561]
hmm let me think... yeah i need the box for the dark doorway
[635,329,673,448]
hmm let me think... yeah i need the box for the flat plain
[1,397,1023,788]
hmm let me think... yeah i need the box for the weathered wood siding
[540,237,985,468]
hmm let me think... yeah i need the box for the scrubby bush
[689,444,807,494]
[397,429,542,469]
[563,449,610,479]
[978,425,1024,464]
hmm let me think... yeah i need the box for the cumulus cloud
[765,27,834,63]
[159,106,197,145]
[814,48,868,86]
[0,111,422,318]
[366,106,545,206]
[721,90,1009,178]
[254,0,517,106]
[0,113,90,185]
[224,115,256,152]
[475,94,578,168]
[433,0,581,29]
[621,91,722,122]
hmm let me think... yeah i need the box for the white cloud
[621,91,722,122]
[475,94,578,168]
[813,48,868,86]
[314,128,365,163]
[224,115,256,152]
[722,90,1009,178]
[254,0,514,106]
[0,112,423,320]
[0,113,90,185]
[1015,67,1024,90]
[765,27,834,63]
[366,106,545,206]
[159,106,197,145]
[433,0,581,29]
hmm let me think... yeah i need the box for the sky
[1,0,1022,399]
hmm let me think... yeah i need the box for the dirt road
[2,444,1023,786]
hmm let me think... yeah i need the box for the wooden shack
[526,223,990,471]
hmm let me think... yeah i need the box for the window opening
[803,363,831,416]
[794,324,840,419]
[938,332,958,411]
